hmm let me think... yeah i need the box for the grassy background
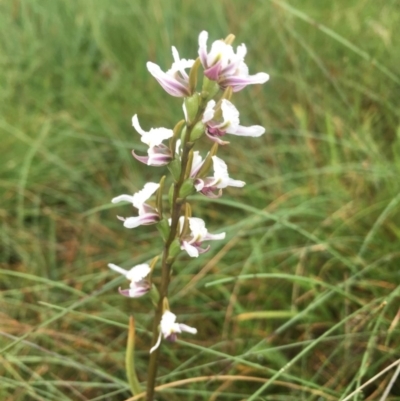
[1,0,400,400]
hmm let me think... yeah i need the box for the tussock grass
[1,0,400,400]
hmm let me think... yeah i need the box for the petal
[229,124,265,137]
[190,151,204,177]
[179,323,197,335]
[196,244,211,254]
[211,156,246,188]
[142,127,173,148]
[165,333,178,342]
[207,40,229,67]
[212,156,229,179]
[205,131,230,145]
[146,62,190,97]
[149,332,162,354]
[125,264,151,281]
[121,216,142,229]
[226,178,246,188]
[118,284,150,298]
[171,46,194,79]
[132,182,160,209]
[188,217,208,240]
[198,31,209,67]
[205,232,226,241]
[236,43,247,59]
[123,213,159,228]
[182,241,199,258]
[202,100,216,123]
[108,263,128,276]
[112,194,135,204]
[194,178,205,191]
[201,187,223,198]
[147,153,172,166]
[221,100,240,130]
[132,150,150,165]
[204,61,222,81]
[221,72,270,92]
[132,114,146,136]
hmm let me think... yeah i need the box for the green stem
[145,100,206,401]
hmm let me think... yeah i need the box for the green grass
[1,0,400,400]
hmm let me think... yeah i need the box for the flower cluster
[108,31,268,359]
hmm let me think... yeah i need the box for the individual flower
[194,155,245,198]
[174,216,225,257]
[202,99,265,144]
[131,115,174,166]
[108,263,151,297]
[150,310,197,353]
[198,30,269,92]
[147,46,195,97]
[112,182,160,228]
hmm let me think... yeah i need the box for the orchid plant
[108,31,269,400]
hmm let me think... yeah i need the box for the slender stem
[145,101,206,401]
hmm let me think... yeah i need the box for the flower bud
[224,33,235,45]
[156,175,166,217]
[168,159,181,182]
[157,218,170,242]
[168,238,182,261]
[179,179,196,199]
[180,126,187,143]
[190,121,205,142]
[168,183,174,207]
[170,119,185,155]
[149,284,160,307]
[189,58,201,94]
[184,93,200,124]
[201,76,220,101]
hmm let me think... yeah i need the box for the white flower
[189,150,205,177]
[198,31,269,92]
[194,156,245,198]
[150,310,197,353]
[108,263,151,298]
[177,216,225,257]
[131,115,174,166]
[112,182,160,228]
[147,46,195,97]
[202,99,265,144]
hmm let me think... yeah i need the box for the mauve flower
[131,114,174,166]
[147,46,194,97]
[175,216,225,258]
[194,155,245,198]
[150,310,197,353]
[198,30,269,92]
[112,182,160,228]
[202,99,265,144]
[108,263,151,298]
